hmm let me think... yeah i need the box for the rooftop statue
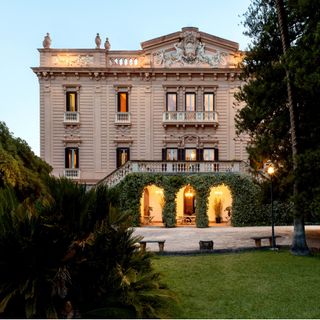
[95,33,101,49]
[42,33,51,49]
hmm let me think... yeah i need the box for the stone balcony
[100,160,247,188]
[64,111,80,124]
[64,169,80,179]
[115,112,131,125]
[162,111,218,127]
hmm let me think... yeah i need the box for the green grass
[153,251,320,319]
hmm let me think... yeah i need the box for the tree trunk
[275,0,309,255]
[291,215,309,255]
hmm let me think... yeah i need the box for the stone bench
[251,235,282,247]
[139,240,166,252]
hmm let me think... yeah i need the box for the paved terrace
[133,225,320,253]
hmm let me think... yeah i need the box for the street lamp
[267,165,276,249]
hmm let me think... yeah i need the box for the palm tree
[275,0,309,255]
[0,179,174,318]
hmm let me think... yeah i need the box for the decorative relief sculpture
[52,55,94,67]
[95,33,101,49]
[42,33,51,49]
[155,31,228,67]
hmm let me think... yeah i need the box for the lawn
[153,251,320,319]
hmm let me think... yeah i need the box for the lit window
[117,148,130,167]
[166,149,178,161]
[185,93,196,111]
[204,93,214,112]
[167,93,177,111]
[65,148,79,169]
[203,149,215,161]
[66,92,77,112]
[185,149,197,161]
[118,92,128,112]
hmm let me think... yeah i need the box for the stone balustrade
[100,160,247,188]
[108,56,140,67]
[64,111,80,123]
[115,112,131,124]
[163,111,218,125]
[64,169,80,179]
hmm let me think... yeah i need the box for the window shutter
[214,148,219,161]
[65,148,69,168]
[197,149,203,161]
[178,149,185,161]
[74,93,78,112]
[116,148,120,168]
[75,148,79,168]
[126,93,129,112]
[162,148,166,161]
[127,148,130,161]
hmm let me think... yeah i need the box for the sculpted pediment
[141,27,241,69]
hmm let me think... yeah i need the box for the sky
[0,0,251,156]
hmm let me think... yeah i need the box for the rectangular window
[65,148,79,169]
[203,149,215,161]
[204,93,214,112]
[118,92,128,112]
[185,149,197,161]
[167,93,177,111]
[185,93,196,111]
[166,148,178,161]
[66,92,77,112]
[116,148,130,168]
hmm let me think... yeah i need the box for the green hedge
[114,173,272,227]
[253,201,294,226]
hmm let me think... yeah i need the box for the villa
[32,27,255,227]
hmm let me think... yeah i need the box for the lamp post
[267,165,276,249]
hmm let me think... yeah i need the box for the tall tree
[236,0,320,255]
[274,0,308,255]
[0,121,52,207]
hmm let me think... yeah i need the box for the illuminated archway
[176,185,196,225]
[207,184,232,224]
[140,185,164,225]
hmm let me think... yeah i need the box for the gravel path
[132,225,320,252]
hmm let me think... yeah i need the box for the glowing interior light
[267,166,275,175]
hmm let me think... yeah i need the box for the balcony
[100,160,248,188]
[64,169,80,179]
[115,112,131,125]
[64,111,80,124]
[163,111,218,127]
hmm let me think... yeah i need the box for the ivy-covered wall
[114,173,265,227]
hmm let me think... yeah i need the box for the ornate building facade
[33,27,249,225]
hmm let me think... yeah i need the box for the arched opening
[176,185,196,225]
[207,184,232,225]
[140,185,164,226]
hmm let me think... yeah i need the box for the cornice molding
[32,67,242,82]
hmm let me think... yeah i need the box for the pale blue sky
[0,0,251,156]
